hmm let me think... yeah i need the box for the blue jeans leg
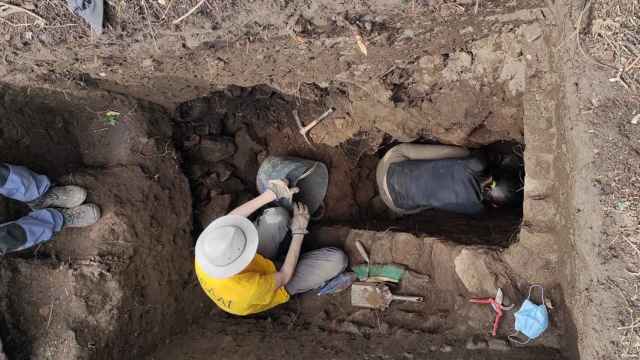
[0,163,51,202]
[0,163,60,254]
[0,209,64,254]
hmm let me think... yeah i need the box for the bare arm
[273,203,310,289]
[274,234,304,288]
[393,143,470,161]
[228,179,299,218]
[228,191,277,218]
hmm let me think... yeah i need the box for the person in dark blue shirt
[375,143,520,216]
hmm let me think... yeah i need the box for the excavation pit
[0,74,568,360]
[174,85,524,247]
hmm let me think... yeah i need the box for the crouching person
[194,179,347,316]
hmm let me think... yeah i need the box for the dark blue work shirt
[386,156,487,215]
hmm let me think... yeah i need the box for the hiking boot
[28,186,87,210]
[59,204,101,228]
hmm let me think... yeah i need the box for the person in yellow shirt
[194,179,348,316]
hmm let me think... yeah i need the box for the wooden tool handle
[391,295,424,303]
[355,240,370,264]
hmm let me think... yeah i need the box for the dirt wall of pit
[0,84,212,359]
[505,1,633,358]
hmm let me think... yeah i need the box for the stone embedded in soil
[523,198,558,231]
[524,178,554,200]
[502,229,560,284]
[194,124,210,136]
[176,97,209,122]
[466,337,489,350]
[347,309,377,326]
[213,162,234,182]
[386,311,446,333]
[232,126,264,183]
[183,134,201,149]
[392,233,425,270]
[442,52,473,82]
[430,241,459,291]
[454,249,497,296]
[487,338,510,351]
[192,137,236,163]
[200,112,225,135]
[220,177,245,194]
[199,162,234,187]
[336,321,362,336]
[198,192,233,227]
[369,235,394,264]
[310,116,361,147]
[398,270,432,296]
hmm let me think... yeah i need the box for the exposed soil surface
[0,0,637,359]
[0,84,210,359]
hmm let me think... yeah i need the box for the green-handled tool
[352,240,405,283]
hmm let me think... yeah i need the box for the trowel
[351,283,424,310]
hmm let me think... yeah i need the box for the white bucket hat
[195,215,259,279]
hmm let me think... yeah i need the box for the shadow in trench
[173,83,525,247]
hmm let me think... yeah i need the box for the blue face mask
[509,285,549,344]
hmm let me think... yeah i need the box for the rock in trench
[192,137,236,163]
[198,192,233,227]
[487,338,510,351]
[200,162,234,187]
[465,337,488,350]
[454,249,497,296]
[176,97,209,122]
[232,126,264,183]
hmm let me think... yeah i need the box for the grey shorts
[255,207,348,295]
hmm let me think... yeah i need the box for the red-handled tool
[469,288,514,336]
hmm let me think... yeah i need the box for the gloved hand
[267,179,299,202]
[291,202,310,235]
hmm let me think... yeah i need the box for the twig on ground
[576,0,618,71]
[378,65,397,79]
[141,0,159,51]
[0,1,46,25]
[622,236,640,258]
[474,0,479,15]
[172,0,205,25]
[618,320,640,331]
[160,0,175,21]
[609,66,632,90]
[46,301,54,330]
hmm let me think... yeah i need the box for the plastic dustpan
[351,283,423,310]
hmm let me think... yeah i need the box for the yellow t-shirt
[195,254,290,316]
